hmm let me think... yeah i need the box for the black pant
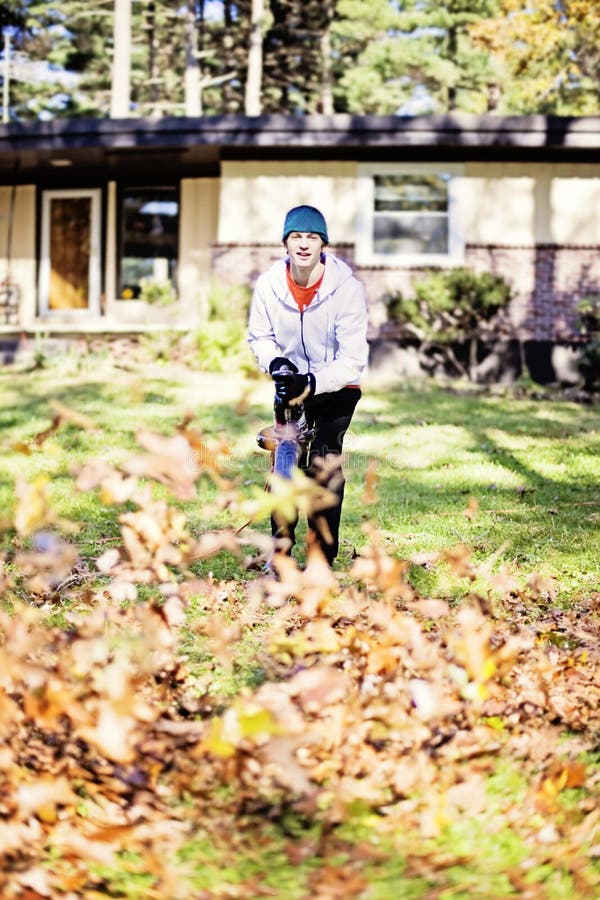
[271,387,361,565]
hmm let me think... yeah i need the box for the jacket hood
[266,254,356,309]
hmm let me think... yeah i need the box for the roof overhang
[1,113,599,184]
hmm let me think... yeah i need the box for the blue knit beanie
[282,205,329,244]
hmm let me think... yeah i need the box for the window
[118,186,179,299]
[357,164,463,265]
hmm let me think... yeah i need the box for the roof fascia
[2,114,600,153]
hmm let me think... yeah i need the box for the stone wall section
[211,243,600,343]
[0,282,19,326]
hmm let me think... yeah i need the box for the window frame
[116,182,181,300]
[356,162,464,266]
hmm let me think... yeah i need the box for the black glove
[273,371,316,404]
[269,357,298,375]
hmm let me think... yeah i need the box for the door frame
[38,188,102,316]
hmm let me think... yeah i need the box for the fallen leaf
[362,458,379,505]
[49,398,99,431]
[14,475,55,536]
[287,666,349,713]
[14,777,78,821]
[463,496,479,520]
[122,429,199,499]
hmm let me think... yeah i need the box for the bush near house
[385,267,514,382]
[194,281,254,373]
[138,277,178,306]
[576,295,600,393]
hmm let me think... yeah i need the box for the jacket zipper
[299,310,311,372]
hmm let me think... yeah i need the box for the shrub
[576,295,600,392]
[194,281,254,373]
[386,267,513,380]
[579,341,600,392]
[139,278,178,306]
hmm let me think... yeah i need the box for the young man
[248,204,369,565]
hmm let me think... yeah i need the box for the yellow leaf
[14,474,55,536]
[268,631,311,661]
[37,804,58,824]
[201,717,236,759]
[244,469,337,525]
[237,705,284,740]
[200,700,284,758]
[10,441,31,455]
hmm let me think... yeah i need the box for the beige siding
[219,161,600,248]
[219,161,357,245]
[551,177,600,243]
[463,162,600,244]
[0,184,36,327]
[460,174,537,244]
[179,177,219,322]
[104,181,117,312]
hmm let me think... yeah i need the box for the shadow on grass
[2,375,599,587]
[344,383,600,581]
[354,382,600,496]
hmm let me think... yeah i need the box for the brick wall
[211,243,600,342]
[466,245,600,342]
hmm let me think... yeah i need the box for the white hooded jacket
[248,254,369,395]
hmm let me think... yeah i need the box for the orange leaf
[122,429,199,500]
[14,777,78,821]
[463,496,479,520]
[49,399,99,431]
[362,458,379,505]
[443,544,475,580]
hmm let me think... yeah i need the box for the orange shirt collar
[286,265,324,312]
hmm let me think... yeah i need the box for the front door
[39,189,101,316]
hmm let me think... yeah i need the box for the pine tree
[333,0,500,114]
[261,0,336,113]
[5,0,597,120]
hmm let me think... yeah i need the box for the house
[1,113,599,363]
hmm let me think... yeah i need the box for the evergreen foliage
[576,296,600,393]
[0,1,598,119]
[335,0,500,114]
[386,267,513,380]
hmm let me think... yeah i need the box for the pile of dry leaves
[1,415,599,898]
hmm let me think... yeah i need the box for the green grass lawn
[1,353,599,899]
[2,356,599,599]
